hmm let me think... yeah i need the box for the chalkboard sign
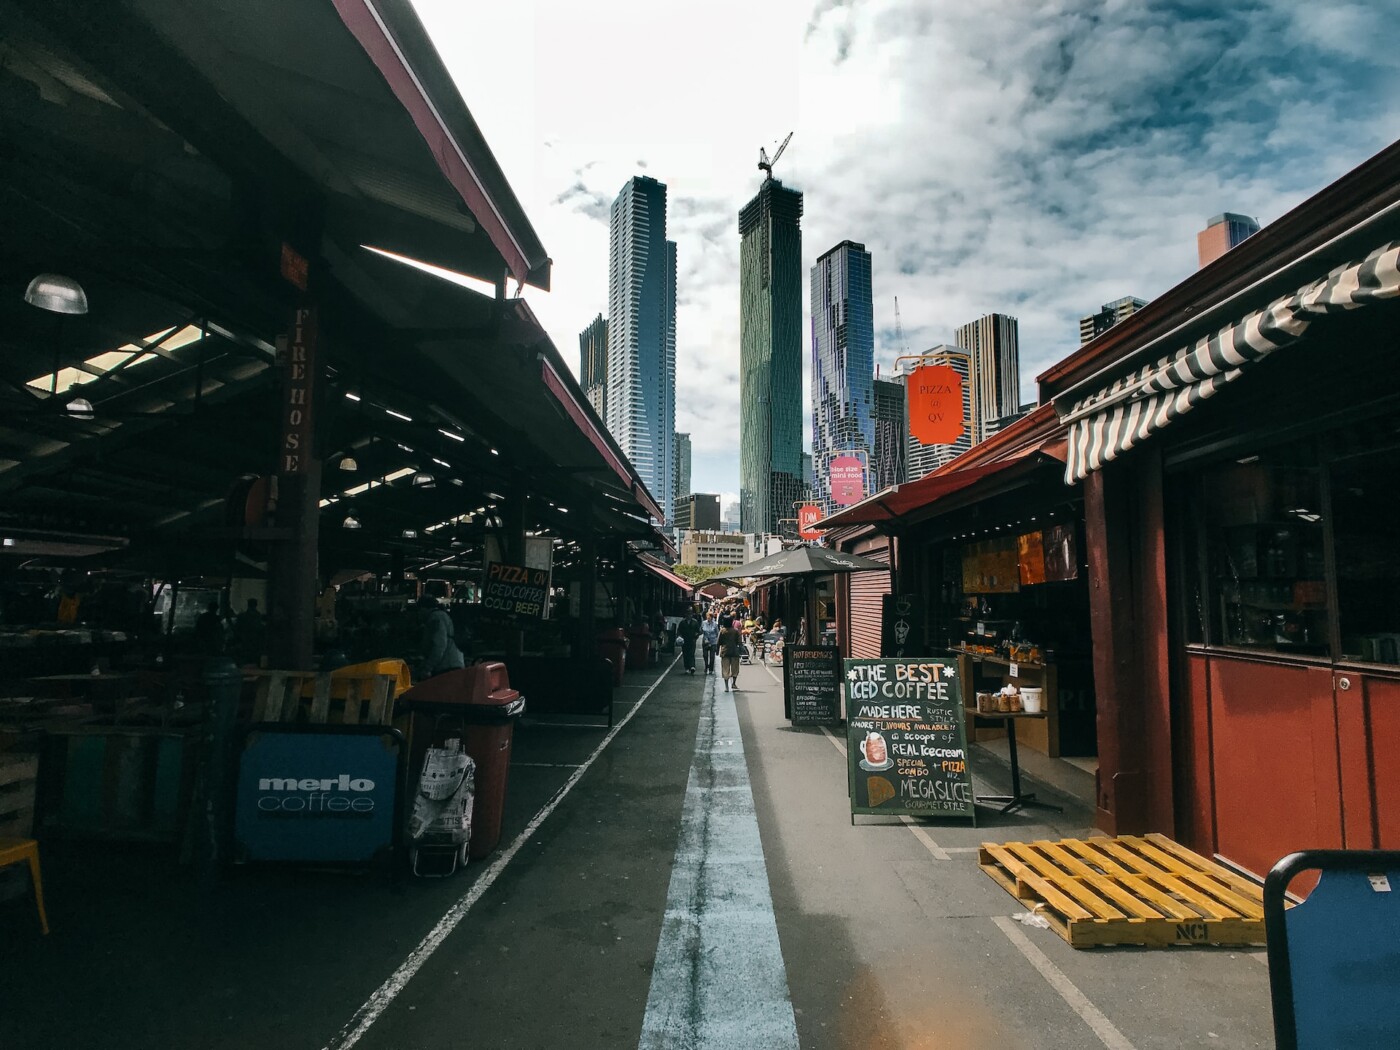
[785,646,842,726]
[482,561,550,621]
[845,658,974,822]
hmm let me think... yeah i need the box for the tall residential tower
[579,313,608,418]
[1197,213,1260,268]
[810,240,875,516]
[738,178,805,535]
[606,176,677,522]
[954,313,1020,443]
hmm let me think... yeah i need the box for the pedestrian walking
[700,611,720,674]
[719,618,744,692]
[677,609,700,674]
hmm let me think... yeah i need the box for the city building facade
[954,313,1020,443]
[607,175,677,522]
[738,178,805,535]
[810,240,875,516]
[579,313,608,418]
[872,373,907,492]
[680,529,749,568]
[672,492,720,532]
[1079,296,1148,345]
[674,431,691,504]
[1197,212,1260,268]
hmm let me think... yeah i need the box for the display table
[967,709,1063,815]
[955,650,1060,757]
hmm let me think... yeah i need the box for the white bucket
[1021,687,1044,714]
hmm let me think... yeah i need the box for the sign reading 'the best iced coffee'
[845,658,974,822]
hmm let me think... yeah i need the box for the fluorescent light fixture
[438,428,465,442]
[485,492,504,501]
[1236,454,1261,465]
[489,448,500,456]
[432,458,450,468]
[386,408,411,422]
[401,528,418,539]
[344,392,361,402]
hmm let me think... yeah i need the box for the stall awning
[815,436,1067,530]
[1061,239,1400,484]
[638,556,695,594]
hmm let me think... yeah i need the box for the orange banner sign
[798,504,823,540]
[908,364,965,445]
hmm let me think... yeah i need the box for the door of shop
[1186,652,1400,880]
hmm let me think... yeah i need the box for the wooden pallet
[979,833,1266,948]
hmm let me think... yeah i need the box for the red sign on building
[797,504,823,541]
[829,455,865,506]
[908,364,965,445]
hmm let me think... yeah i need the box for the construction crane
[894,296,911,357]
[757,131,793,180]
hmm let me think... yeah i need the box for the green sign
[845,657,974,821]
[785,646,842,726]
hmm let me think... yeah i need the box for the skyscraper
[1197,212,1260,268]
[1079,296,1147,345]
[674,431,691,503]
[901,347,975,480]
[579,313,608,419]
[607,176,677,522]
[739,178,804,536]
[810,240,875,516]
[954,313,1019,443]
[872,373,906,492]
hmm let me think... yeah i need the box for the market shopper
[677,609,700,674]
[700,612,720,674]
[415,595,464,680]
[719,618,744,692]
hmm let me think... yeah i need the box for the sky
[409,0,1400,510]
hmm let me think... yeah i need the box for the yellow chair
[0,837,49,934]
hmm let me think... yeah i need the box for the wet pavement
[0,656,1274,1048]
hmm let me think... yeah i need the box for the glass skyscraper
[607,176,676,523]
[738,178,804,535]
[810,240,875,516]
[674,431,691,502]
[579,313,608,418]
[872,374,906,492]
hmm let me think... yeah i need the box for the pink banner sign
[829,455,865,506]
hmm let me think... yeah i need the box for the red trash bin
[399,663,525,860]
[626,624,652,669]
[596,628,626,686]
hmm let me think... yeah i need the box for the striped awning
[1063,240,1400,483]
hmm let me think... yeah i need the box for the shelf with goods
[955,649,1060,758]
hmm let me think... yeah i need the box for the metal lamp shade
[25,273,89,315]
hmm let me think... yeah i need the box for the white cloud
[411,0,1400,497]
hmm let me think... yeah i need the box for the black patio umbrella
[713,544,890,647]
[712,544,889,582]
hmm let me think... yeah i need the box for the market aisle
[734,661,1275,1050]
[640,672,799,1048]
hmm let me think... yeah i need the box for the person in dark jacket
[677,610,701,674]
[416,596,464,679]
[719,619,744,692]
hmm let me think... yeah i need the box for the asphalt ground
[0,656,1274,1048]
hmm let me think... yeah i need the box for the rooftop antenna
[757,131,793,181]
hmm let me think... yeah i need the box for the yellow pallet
[979,833,1267,948]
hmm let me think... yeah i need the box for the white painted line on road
[640,673,800,1049]
[992,915,1137,1050]
[899,815,951,861]
[510,762,584,769]
[818,724,846,757]
[322,655,682,1050]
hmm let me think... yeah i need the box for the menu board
[845,658,974,821]
[482,561,550,620]
[785,646,842,725]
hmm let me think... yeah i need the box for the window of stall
[1182,414,1400,666]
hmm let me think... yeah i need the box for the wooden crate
[979,833,1266,948]
[0,752,40,838]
